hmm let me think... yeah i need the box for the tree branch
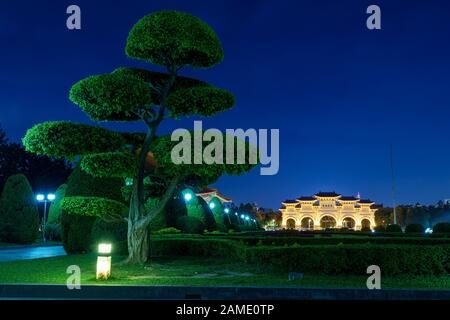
[135,69,178,211]
[140,174,182,229]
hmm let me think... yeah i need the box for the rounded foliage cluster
[61,196,128,218]
[22,121,125,160]
[126,10,224,68]
[167,86,235,118]
[81,152,139,178]
[69,73,152,122]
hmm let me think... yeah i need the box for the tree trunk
[125,179,149,264]
[124,72,177,265]
[126,218,149,264]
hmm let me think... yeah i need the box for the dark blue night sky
[1,0,450,209]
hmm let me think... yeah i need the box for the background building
[280,192,378,230]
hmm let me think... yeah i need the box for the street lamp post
[224,208,231,224]
[36,193,55,243]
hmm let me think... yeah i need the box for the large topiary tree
[23,10,255,264]
[0,174,39,244]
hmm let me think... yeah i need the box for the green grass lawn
[0,254,448,289]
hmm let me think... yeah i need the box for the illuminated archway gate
[286,218,296,230]
[342,217,356,229]
[301,217,314,230]
[279,192,378,231]
[361,219,371,229]
[320,216,336,229]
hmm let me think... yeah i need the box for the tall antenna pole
[390,144,397,225]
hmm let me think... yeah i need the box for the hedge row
[149,238,450,276]
[151,238,242,260]
[224,236,450,247]
[244,244,449,276]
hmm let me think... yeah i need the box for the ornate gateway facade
[280,192,378,230]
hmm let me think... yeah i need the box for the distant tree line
[0,124,72,194]
[375,203,450,228]
[234,202,282,228]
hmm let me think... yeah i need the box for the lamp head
[98,243,112,254]
[184,193,192,202]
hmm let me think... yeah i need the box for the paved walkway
[1,284,449,300]
[0,245,66,262]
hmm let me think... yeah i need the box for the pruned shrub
[90,219,128,255]
[45,223,62,241]
[149,237,449,276]
[176,216,205,234]
[154,227,182,235]
[405,224,425,233]
[244,244,447,276]
[433,223,450,234]
[0,174,39,244]
[151,238,241,259]
[374,225,386,232]
[386,224,403,233]
[61,164,125,254]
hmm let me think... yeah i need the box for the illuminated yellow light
[96,256,111,280]
[98,243,112,254]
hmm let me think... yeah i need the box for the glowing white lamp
[36,194,45,201]
[47,194,56,201]
[98,243,112,254]
[224,208,230,214]
[184,193,192,202]
[96,243,112,280]
[209,202,215,209]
